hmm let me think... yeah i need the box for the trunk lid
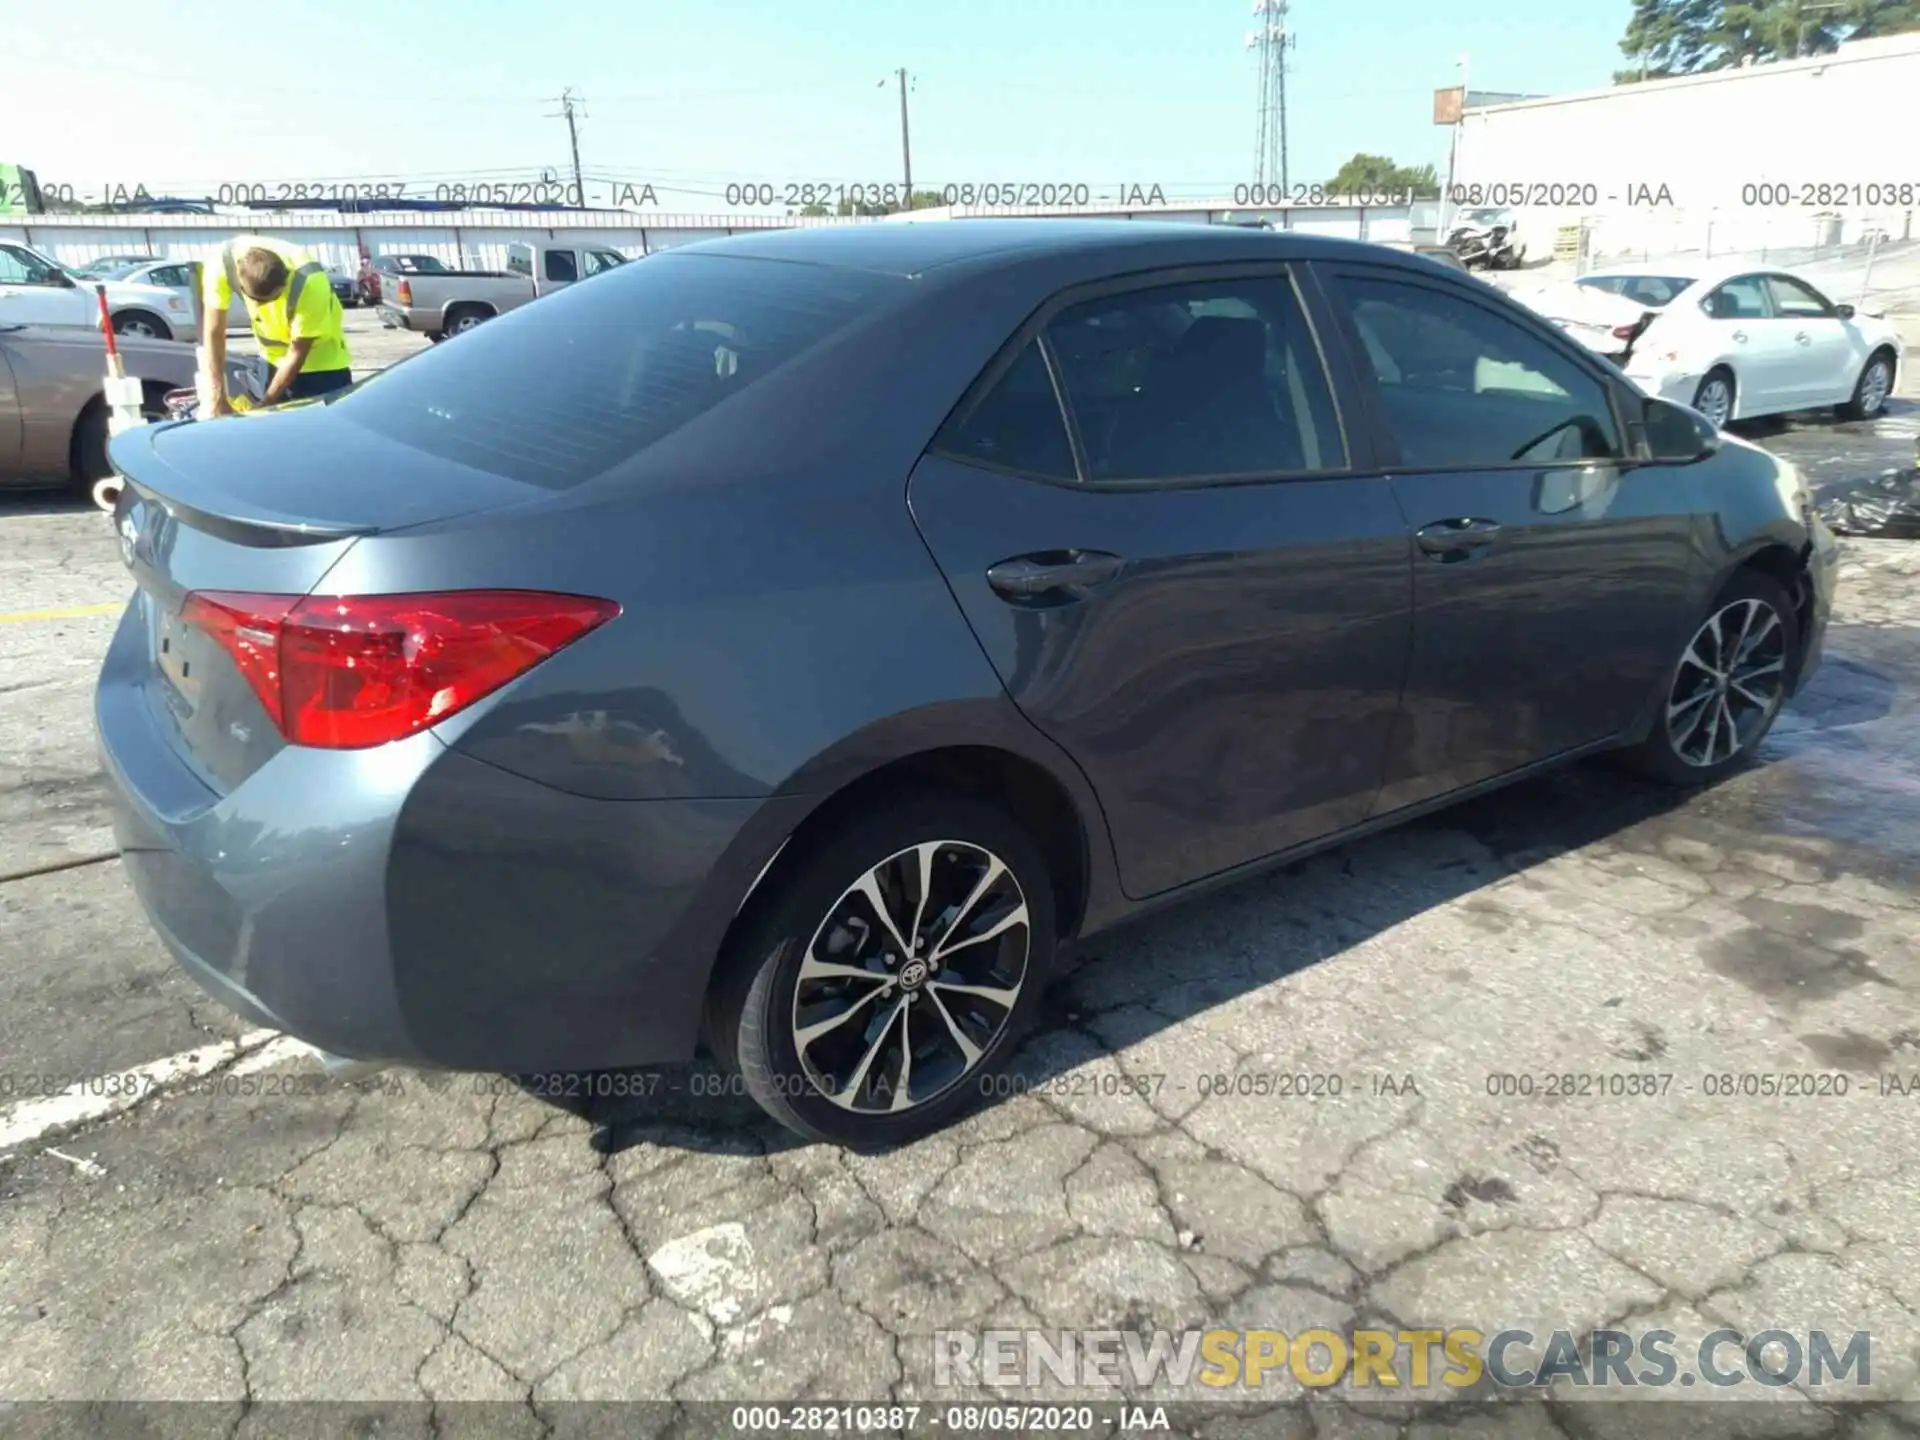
[106,411,559,793]
[1509,280,1660,361]
[113,405,557,534]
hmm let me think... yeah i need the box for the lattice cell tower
[1246,0,1296,192]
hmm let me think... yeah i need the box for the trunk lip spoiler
[109,422,380,547]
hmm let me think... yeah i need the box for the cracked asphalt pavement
[1,317,1918,1436]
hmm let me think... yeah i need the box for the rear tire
[1622,570,1799,787]
[71,385,167,501]
[70,399,109,496]
[705,790,1057,1147]
[1692,367,1736,429]
[443,306,489,337]
[110,309,169,340]
[1840,351,1894,421]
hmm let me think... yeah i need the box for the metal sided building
[1452,31,1920,261]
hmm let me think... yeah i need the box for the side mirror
[1641,396,1721,464]
[1836,302,1856,320]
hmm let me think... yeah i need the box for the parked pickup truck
[376,242,630,340]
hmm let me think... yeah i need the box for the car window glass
[505,251,532,278]
[936,341,1077,479]
[1577,277,1628,297]
[1703,276,1769,320]
[585,249,624,276]
[1337,275,1622,469]
[0,245,59,285]
[335,252,907,488]
[1044,275,1343,481]
[544,250,579,283]
[1766,275,1833,317]
[1620,276,1692,306]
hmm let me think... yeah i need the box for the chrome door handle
[1731,330,1748,343]
[986,550,1124,601]
[1795,332,1811,345]
[1415,517,1502,559]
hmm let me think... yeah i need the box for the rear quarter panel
[322,257,1110,806]
[310,259,1139,1049]
[1685,433,1816,608]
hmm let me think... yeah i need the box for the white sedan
[0,241,197,341]
[85,258,251,331]
[1511,263,1901,428]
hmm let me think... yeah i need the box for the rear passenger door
[1700,274,1789,414]
[1317,264,1699,812]
[906,266,1414,900]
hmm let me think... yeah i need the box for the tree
[1849,0,1920,34]
[1326,154,1440,199]
[1616,0,1722,78]
[1616,0,1919,80]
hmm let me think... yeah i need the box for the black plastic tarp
[1815,466,1920,540]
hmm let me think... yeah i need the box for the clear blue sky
[9,0,1631,208]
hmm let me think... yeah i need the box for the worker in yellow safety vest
[201,235,353,413]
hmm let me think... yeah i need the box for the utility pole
[878,70,913,208]
[1441,53,1468,236]
[896,69,913,199]
[548,88,586,207]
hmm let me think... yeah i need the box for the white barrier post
[92,285,144,512]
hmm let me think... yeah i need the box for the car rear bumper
[96,603,797,1072]
[375,305,417,332]
[1625,367,1701,406]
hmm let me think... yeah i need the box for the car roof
[667,218,1439,278]
[1581,260,1826,289]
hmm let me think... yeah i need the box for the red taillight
[181,590,620,750]
[396,278,412,305]
[1611,323,1640,340]
[181,592,298,730]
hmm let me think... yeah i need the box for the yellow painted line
[0,602,124,624]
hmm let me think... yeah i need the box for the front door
[1763,273,1857,407]
[908,267,1413,899]
[1317,264,1700,812]
[0,244,88,328]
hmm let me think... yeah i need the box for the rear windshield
[1578,275,1693,307]
[332,252,906,487]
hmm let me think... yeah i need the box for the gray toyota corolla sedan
[96,221,1838,1145]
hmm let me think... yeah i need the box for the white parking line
[0,1028,315,1154]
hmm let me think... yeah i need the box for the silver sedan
[0,322,250,494]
